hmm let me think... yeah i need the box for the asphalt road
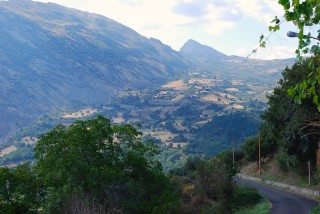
[236,178,319,214]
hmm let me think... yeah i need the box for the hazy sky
[34,0,302,60]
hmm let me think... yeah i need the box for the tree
[261,61,319,167]
[242,126,277,162]
[0,164,43,214]
[196,152,237,211]
[34,115,179,213]
[242,136,259,162]
[259,0,320,108]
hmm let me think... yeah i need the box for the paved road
[236,178,319,214]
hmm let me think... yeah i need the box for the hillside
[0,0,188,143]
[180,39,294,82]
[0,0,295,147]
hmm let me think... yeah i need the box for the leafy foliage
[0,116,179,214]
[185,111,261,156]
[260,0,320,108]
[242,124,277,162]
[0,164,43,214]
[261,61,319,167]
[231,187,263,211]
[175,152,239,213]
[196,157,235,208]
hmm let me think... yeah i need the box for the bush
[310,206,320,214]
[196,156,236,210]
[275,150,298,172]
[231,187,262,209]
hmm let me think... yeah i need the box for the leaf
[288,88,296,97]
[271,16,279,23]
[293,0,299,6]
[313,95,319,105]
[278,0,290,10]
[285,11,294,20]
[307,71,314,78]
[294,96,302,105]
[308,86,316,96]
[259,34,264,42]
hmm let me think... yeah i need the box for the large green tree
[261,61,319,167]
[33,115,179,213]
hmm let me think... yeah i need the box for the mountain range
[0,0,294,144]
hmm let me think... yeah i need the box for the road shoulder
[237,173,320,200]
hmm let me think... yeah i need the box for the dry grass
[112,112,125,123]
[0,146,17,157]
[162,80,189,90]
[188,78,215,86]
[62,108,97,118]
[227,104,245,110]
[226,87,239,92]
[146,130,176,144]
[240,158,318,189]
[201,94,231,104]
[171,94,184,101]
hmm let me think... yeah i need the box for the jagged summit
[180,39,227,59]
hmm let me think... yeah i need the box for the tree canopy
[260,61,319,168]
[0,116,179,214]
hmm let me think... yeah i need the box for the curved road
[236,178,319,214]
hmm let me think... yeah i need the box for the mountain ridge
[179,38,295,80]
[180,39,227,59]
[0,0,189,143]
[0,0,294,145]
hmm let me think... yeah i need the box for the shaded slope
[0,0,188,143]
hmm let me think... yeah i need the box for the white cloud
[235,45,297,60]
[235,0,283,24]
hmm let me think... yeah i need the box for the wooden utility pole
[258,131,262,176]
[232,138,235,165]
[308,160,311,186]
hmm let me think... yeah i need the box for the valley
[0,69,276,166]
[0,0,294,167]
[1,1,320,213]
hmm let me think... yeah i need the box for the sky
[34,0,302,60]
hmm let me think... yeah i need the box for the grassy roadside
[232,186,271,214]
[233,197,270,214]
[310,206,320,214]
[241,159,320,192]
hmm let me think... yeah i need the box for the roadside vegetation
[240,60,320,188]
[0,115,266,214]
[0,1,318,213]
[233,197,269,214]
